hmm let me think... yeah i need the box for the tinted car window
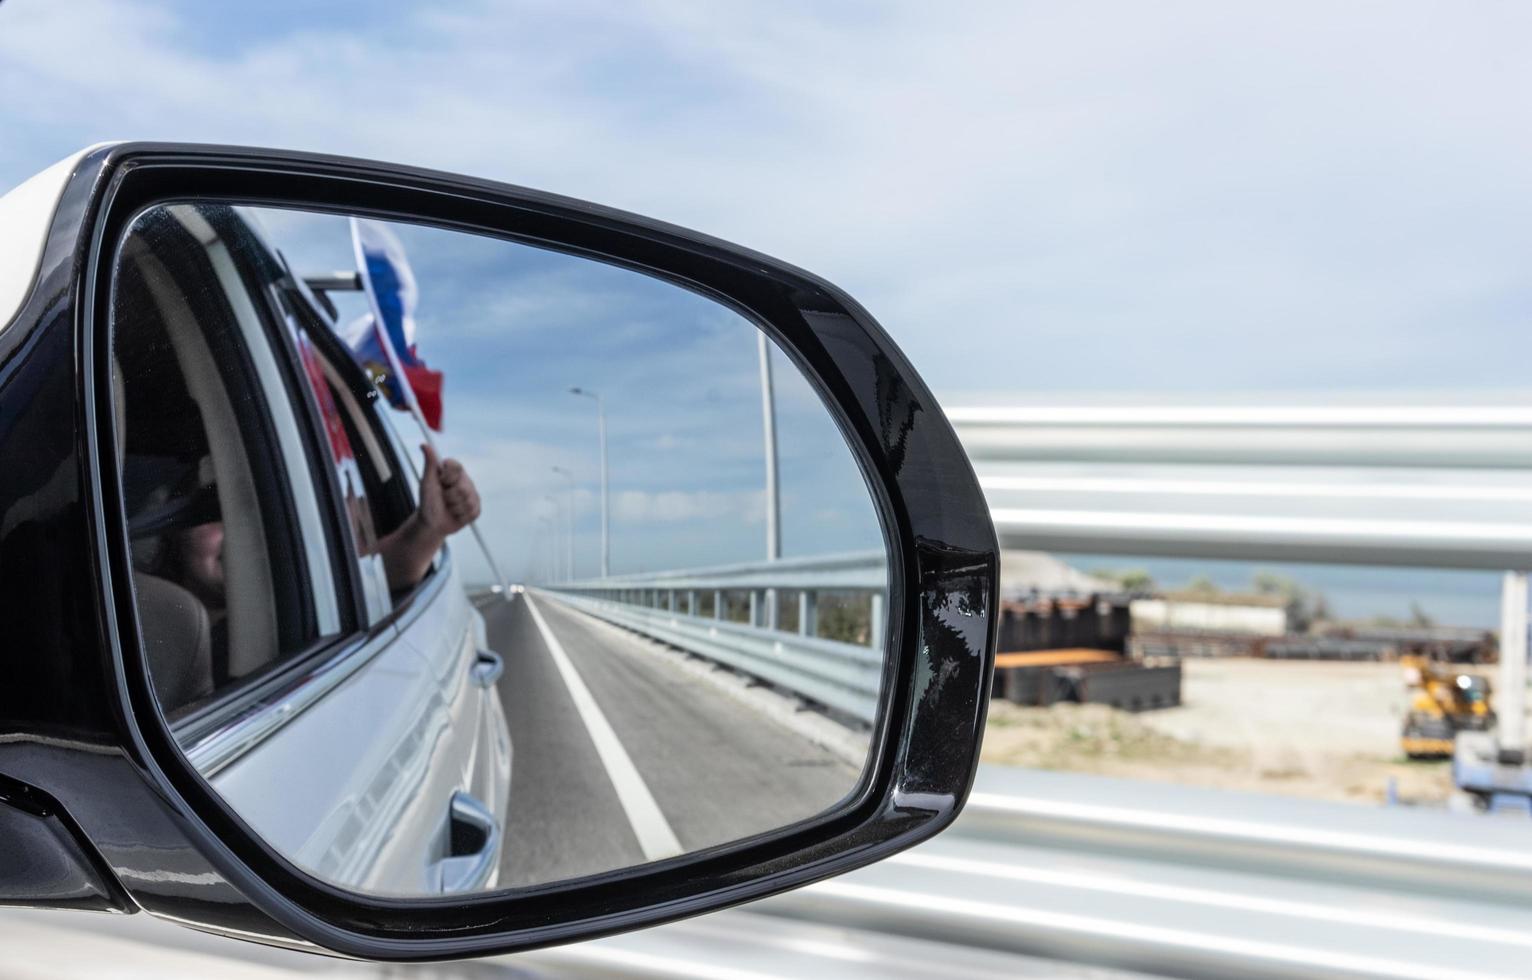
[113,204,346,712]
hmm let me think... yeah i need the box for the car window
[275,286,428,616]
[113,204,348,715]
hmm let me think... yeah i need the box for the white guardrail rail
[946,397,1532,570]
[741,765,1532,979]
[544,551,888,724]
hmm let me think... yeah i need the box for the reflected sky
[250,207,883,585]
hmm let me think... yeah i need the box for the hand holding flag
[344,217,508,595]
[416,442,482,537]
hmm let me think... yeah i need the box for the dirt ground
[981,658,1480,805]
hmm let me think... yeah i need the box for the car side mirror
[0,143,997,959]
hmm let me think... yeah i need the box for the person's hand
[418,443,481,538]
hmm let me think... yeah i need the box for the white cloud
[6,1,1528,393]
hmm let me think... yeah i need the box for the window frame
[280,305,396,625]
[274,272,418,530]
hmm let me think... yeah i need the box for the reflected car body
[208,559,511,894]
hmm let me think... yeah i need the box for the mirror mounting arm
[0,773,133,914]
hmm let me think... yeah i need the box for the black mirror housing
[0,143,998,959]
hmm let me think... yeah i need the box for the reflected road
[476,593,862,888]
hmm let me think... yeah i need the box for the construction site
[981,552,1521,808]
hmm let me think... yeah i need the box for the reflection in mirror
[110,202,887,896]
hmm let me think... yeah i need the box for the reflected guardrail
[541,550,888,724]
[945,398,1532,570]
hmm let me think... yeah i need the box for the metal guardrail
[947,399,1532,570]
[931,399,1532,976]
[542,551,888,724]
[750,765,1532,979]
[555,550,889,592]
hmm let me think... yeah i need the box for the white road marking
[524,592,683,862]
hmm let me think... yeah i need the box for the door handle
[472,648,503,688]
[433,791,500,893]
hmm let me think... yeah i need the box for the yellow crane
[1401,655,1493,758]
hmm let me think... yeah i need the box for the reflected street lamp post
[758,334,781,630]
[569,387,609,578]
[552,465,576,581]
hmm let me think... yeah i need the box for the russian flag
[344,218,445,431]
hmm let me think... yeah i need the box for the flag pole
[350,219,511,597]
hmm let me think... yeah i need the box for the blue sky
[5,2,1529,620]
[5,2,1525,401]
[4,1,1529,400]
[251,207,884,582]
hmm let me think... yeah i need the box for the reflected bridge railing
[541,550,889,725]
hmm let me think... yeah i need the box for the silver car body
[209,550,511,894]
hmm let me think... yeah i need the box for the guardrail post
[667,588,677,613]
[1499,571,1529,759]
[766,587,779,631]
[687,589,698,615]
[799,590,816,637]
[714,589,724,621]
[869,592,885,647]
[749,590,760,627]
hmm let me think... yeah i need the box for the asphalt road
[478,593,861,888]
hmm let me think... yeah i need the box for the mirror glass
[109,202,888,895]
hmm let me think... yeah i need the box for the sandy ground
[980,658,1496,805]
